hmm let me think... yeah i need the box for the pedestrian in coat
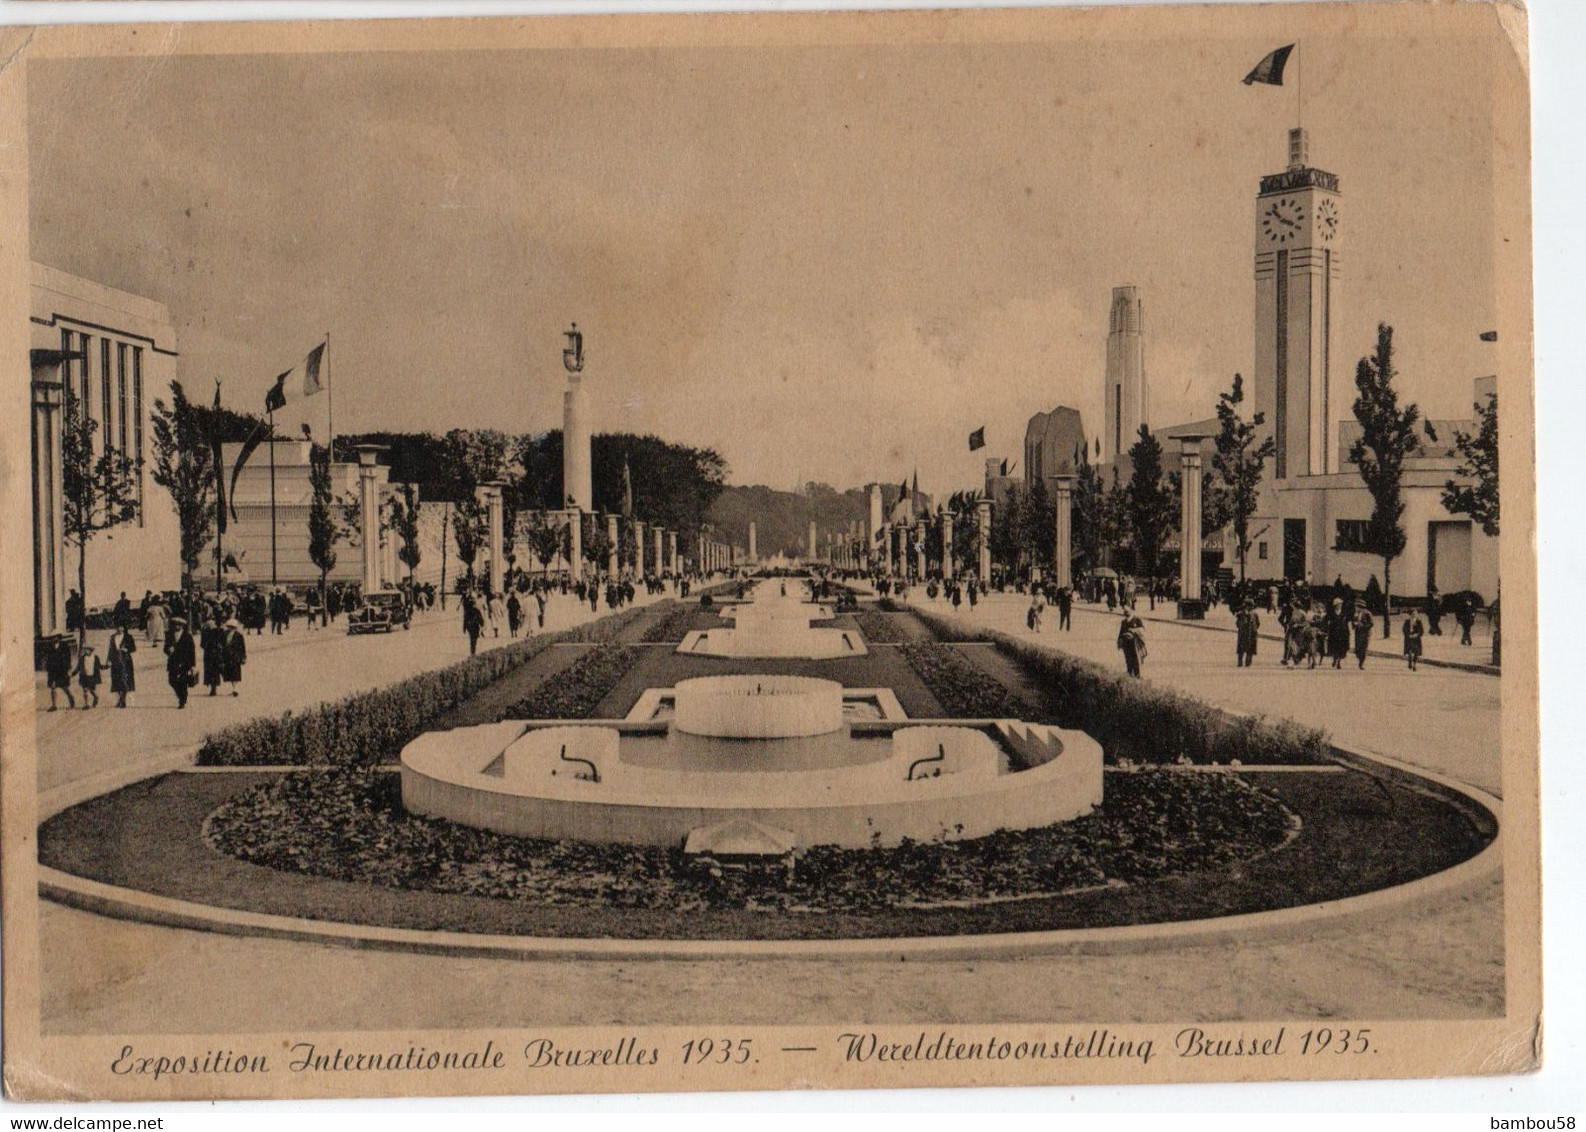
[44,635,76,711]
[107,627,137,708]
[1118,612,1146,678]
[1353,608,1374,669]
[506,592,523,638]
[221,619,247,696]
[75,643,105,708]
[145,600,167,647]
[1326,598,1351,669]
[1403,612,1425,671]
[1456,598,1476,646]
[534,590,547,629]
[462,597,483,656]
[1057,586,1073,631]
[1236,602,1260,667]
[164,618,196,708]
[200,618,225,696]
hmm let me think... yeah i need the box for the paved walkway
[33,588,670,795]
[911,592,1504,798]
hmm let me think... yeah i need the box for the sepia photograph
[0,0,1541,1102]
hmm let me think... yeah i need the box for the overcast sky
[27,14,1503,497]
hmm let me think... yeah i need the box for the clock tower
[1254,127,1341,479]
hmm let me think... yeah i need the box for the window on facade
[1334,519,1371,553]
[132,347,145,522]
[100,338,113,454]
[1258,541,1268,561]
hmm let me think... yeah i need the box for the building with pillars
[30,263,181,637]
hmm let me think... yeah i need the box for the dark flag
[1000,459,1009,477]
[228,421,272,522]
[1479,330,1498,342]
[968,427,986,451]
[1424,419,1440,443]
[210,384,229,535]
[1243,44,1295,86]
[264,369,290,414]
[1094,437,1101,457]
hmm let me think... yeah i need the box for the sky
[27,11,1505,498]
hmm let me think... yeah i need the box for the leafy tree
[526,513,565,575]
[1071,453,1106,577]
[149,381,216,590]
[582,517,612,571]
[1211,372,1278,582]
[1019,478,1056,579]
[1124,424,1175,583]
[1349,323,1421,638]
[61,393,141,643]
[988,488,1023,575]
[307,442,342,605]
[392,483,422,580]
[1442,391,1499,537]
[517,430,728,535]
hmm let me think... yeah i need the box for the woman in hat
[200,617,225,696]
[44,634,75,711]
[1352,605,1375,670]
[164,617,196,708]
[1326,597,1351,669]
[1117,610,1146,678]
[221,617,247,696]
[107,624,137,708]
[1403,607,1426,671]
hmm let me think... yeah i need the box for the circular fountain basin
[672,675,844,738]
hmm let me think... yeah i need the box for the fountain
[678,583,867,659]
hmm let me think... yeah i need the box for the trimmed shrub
[905,606,1329,766]
[195,604,652,768]
[502,645,640,720]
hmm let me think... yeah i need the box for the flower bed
[905,606,1329,766]
[897,641,1037,720]
[638,602,698,643]
[203,766,1293,913]
[500,645,639,720]
[852,609,907,644]
[195,605,650,768]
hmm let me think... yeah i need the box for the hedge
[904,606,1329,766]
[195,602,656,768]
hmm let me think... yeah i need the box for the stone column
[606,513,620,578]
[562,374,592,512]
[633,519,646,575]
[868,484,884,565]
[654,527,665,576]
[748,521,757,562]
[31,369,66,638]
[941,513,955,580]
[1053,474,1075,590]
[668,531,677,574]
[478,482,505,597]
[977,499,993,582]
[567,511,583,583]
[1177,435,1209,618]
[808,520,818,561]
[355,445,387,594]
[914,520,927,579]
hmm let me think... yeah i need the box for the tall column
[941,513,955,580]
[748,521,758,562]
[355,445,387,594]
[1177,435,1209,618]
[633,519,646,575]
[808,520,818,561]
[868,484,884,565]
[606,513,620,578]
[31,368,66,639]
[668,531,677,575]
[479,482,505,597]
[914,520,927,579]
[977,499,993,582]
[1053,474,1075,589]
[562,374,592,512]
[654,527,665,576]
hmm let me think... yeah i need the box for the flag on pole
[301,342,327,397]
[1243,44,1295,86]
[968,426,986,451]
[210,384,229,535]
[228,421,272,521]
[263,369,290,414]
[1479,330,1498,342]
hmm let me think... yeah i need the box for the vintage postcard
[0,0,1538,1102]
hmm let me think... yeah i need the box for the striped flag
[301,342,327,397]
[1243,44,1294,86]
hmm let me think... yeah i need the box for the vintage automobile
[346,590,411,634]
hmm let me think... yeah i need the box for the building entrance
[1283,518,1307,581]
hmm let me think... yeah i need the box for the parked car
[346,591,410,634]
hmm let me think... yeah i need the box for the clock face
[1317,198,1339,241]
[1261,196,1306,243]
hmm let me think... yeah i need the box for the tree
[1124,424,1175,583]
[61,392,141,645]
[1072,454,1106,577]
[307,442,341,604]
[582,518,612,571]
[1442,391,1499,538]
[1349,323,1421,638]
[1210,372,1277,582]
[149,381,216,590]
[1019,478,1056,579]
[392,483,422,581]
[526,513,565,575]
[439,429,507,587]
[517,430,728,535]
[946,490,982,575]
